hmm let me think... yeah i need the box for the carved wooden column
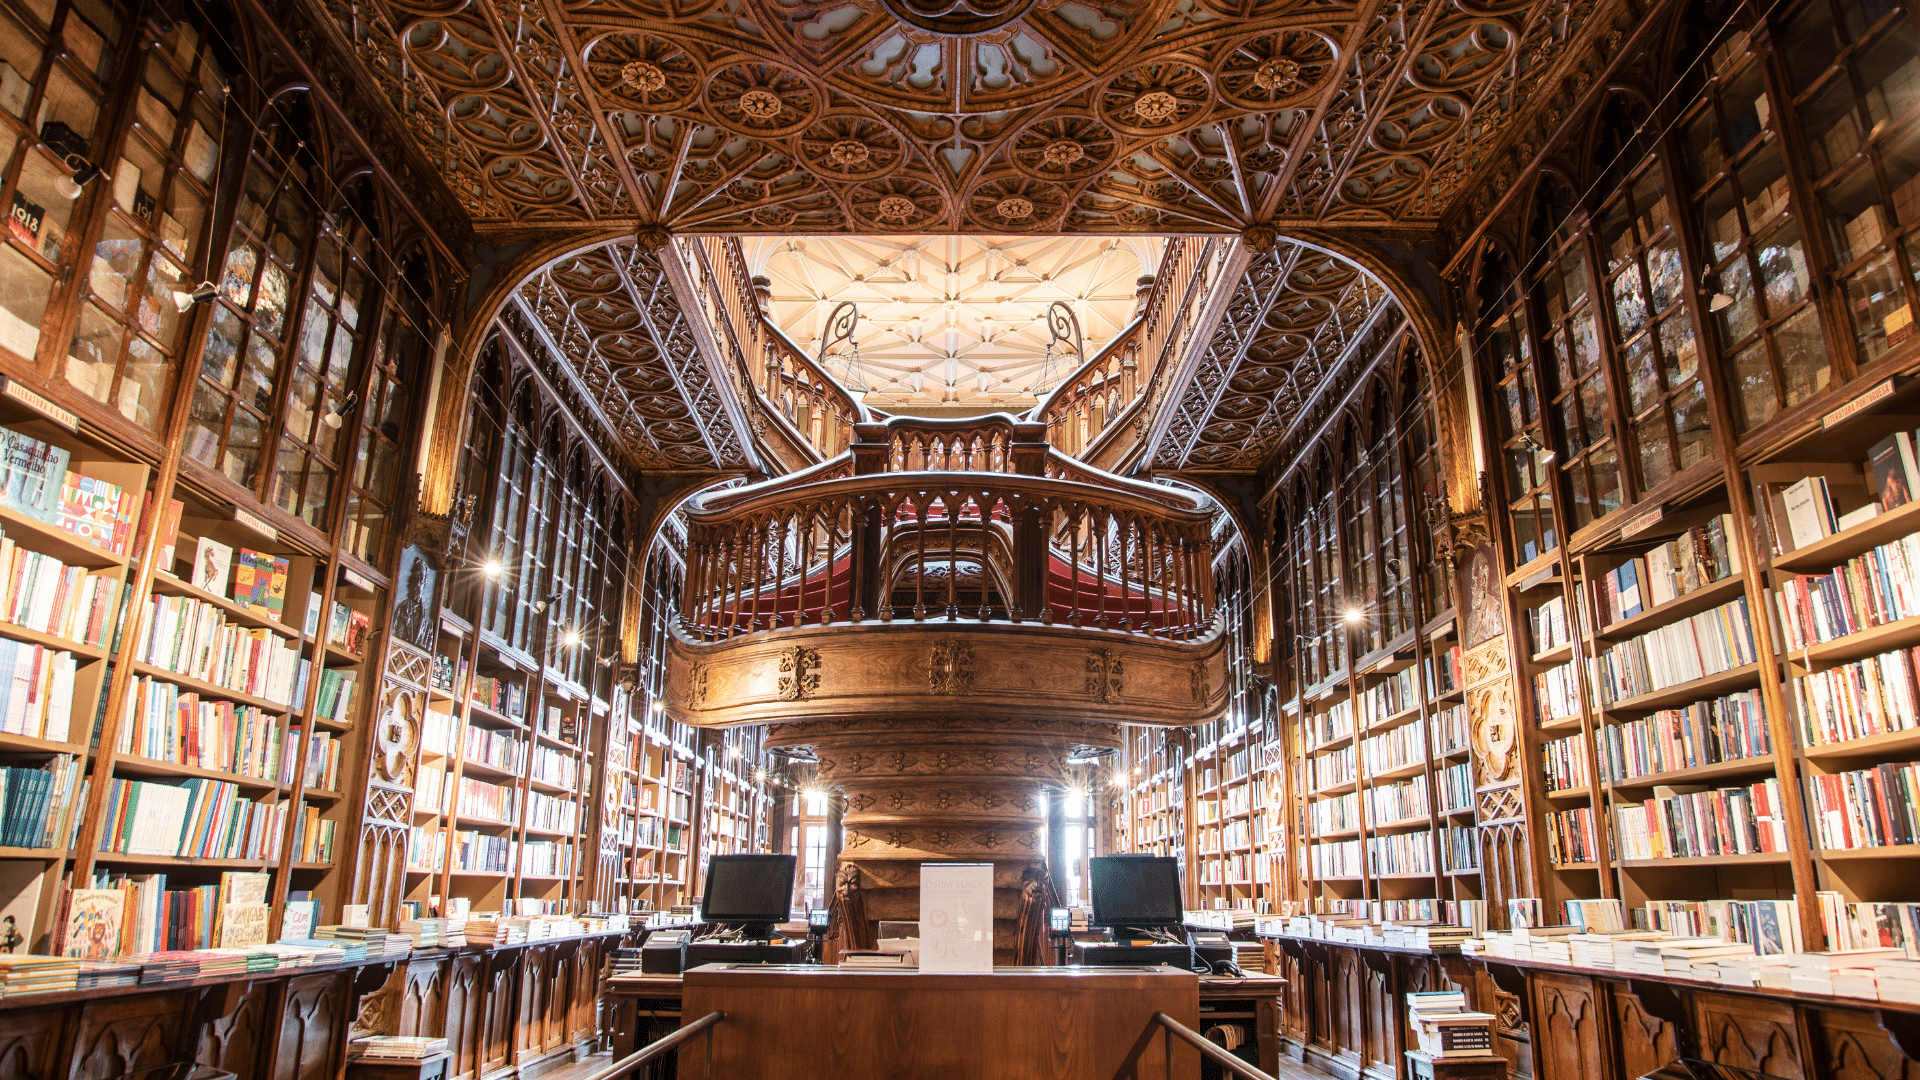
[767,715,1119,963]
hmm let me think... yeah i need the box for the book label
[1824,376,1903,428]
[1,378,76,430]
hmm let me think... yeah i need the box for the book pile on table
[0,954,80,996]
[1405,990,1496,1059]
[349,1036,448,1061]
[1878,959,1920,1005]
[441,918,468,948]
[400,918,444,948]
[463,916,501,946]
[1788,949,1905,996]
[1511,925,1580,963]
[316,925,410,961]
[1568,931,1663,969]
[1659,939,1754,980]
[136,951,212,984]
[609,947,643,975]
[71,959,139,989]
[270,939,347,966]
[1381,921,1473,950]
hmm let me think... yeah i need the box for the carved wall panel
[446,953,485,1080]
[71,993,192,1080]
[1610,981,1681,1080]
[0,1005,66,1080]
[274,973,349,1080]
[1530,973,1607,1080]
[481,950,524,1076]
[1694,993,1805,1080]
[1813,1009,1920,1080]
[196,983,273,1078]
[398,957,449,1040]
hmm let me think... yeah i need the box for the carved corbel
[1877,1009,1920,1064]
[1481,959,1532,1027]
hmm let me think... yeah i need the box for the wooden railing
[1031,237,1222,463]
[678,418,1219,642]
[684,237,865,464]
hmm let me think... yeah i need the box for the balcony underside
[664,618,1230,729]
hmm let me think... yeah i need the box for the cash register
[650,853,811,973]
[1071,854,1207,971]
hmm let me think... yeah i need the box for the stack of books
[1568,931,1663,969]
[400,917,444,948]
[1878,959,1920,1005]
[1405,990,1496,1058]
[0,954,80,996]
[1788,949,1905,995]
[1511,924,1580,963]
[349,1036,448,1061]
[74,959,140,989]
[1658,939,1754,979]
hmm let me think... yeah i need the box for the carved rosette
[771,715,1119,961]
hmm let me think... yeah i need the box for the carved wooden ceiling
[1150,238,1402,471]
[313,0,1603,234]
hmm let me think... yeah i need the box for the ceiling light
[172,282,218,312]
[651,700,665,714]
[1344,607,1364,625]
[1709,292,1735,311]
[482,558,503,579]
[563,629,582,647]
[321,390,359,430]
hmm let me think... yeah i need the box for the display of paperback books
[0,953,79,996]
[0,426,70,524]
[0,754,83,848]
[0,532,122,646]
[351,1037,447,1061]
[132,591,307,705]
[230,548,288,621]
[1405,991,1495,1058]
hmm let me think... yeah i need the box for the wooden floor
[542,1048,1337,1080]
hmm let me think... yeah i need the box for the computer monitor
[1088,855,1184,929]
[699,854,796,938]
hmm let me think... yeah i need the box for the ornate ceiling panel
[744,234,1163,411]
[509,239,754,471]
[1151,239,1400,471]
[313,0,1609,233]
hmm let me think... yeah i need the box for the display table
[662,964,1199,1078]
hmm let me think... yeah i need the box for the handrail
[579,1011,725,1080]
[1152,1011,1283,1080]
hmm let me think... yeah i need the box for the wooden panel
[1608,980,1680,1080]
[0,1004,67,1080]
[196,981,274,1078]
[1814,1008,1920,1080]
[1693,991,1804,1080]
[398,957,449,1040]
[1529,972,1606,1080]
[1279,943,1309,1044]
[479,949,521,1076]
[445,954,485,1080]
[1359,951,1397,1078]
[515,945,549,1063]
[274,972,349,1080]
[71,991,194,1080]
[678,966,1200,1079]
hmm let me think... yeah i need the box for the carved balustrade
[685,237,864,463]
[677,416,1217,643]
[1032,237,1218,464]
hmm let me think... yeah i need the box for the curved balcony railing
[1030,237,1223,467]
[684,237,865,465]
[678,416,1219,643]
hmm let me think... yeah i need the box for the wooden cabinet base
[347,1053,453,1080]
[1408,1052,1508,1080]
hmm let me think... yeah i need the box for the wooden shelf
[1818,844,1920,860]
[1782,611,1920,669]
[0,729,87,755]
[1601,663,1764,714]
[132,661,294,715]
[0,503,128,569]
[1801,727,1920,761]
[113,753,284,793]
[1366,760,1426,783]
[1597,574,1747,643]
[1602,754,1778,789]
[1771,498,1920,573]
[1617,851,1790,867]
[1531,642,1574,666]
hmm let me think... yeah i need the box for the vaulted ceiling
[314,0,1600,235]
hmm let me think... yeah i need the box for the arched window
[1366,385,1413,642]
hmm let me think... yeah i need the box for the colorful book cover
[157,499,182,570]
[232,549,275,615]
[327,601,349,647]
[1871,433,1914,511]
[191,536,233,597]
[54,472,122,552]
[344,610,371,654]
[0,427,69,524]
[63,888,124,959]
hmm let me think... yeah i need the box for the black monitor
[1089,855,1184,929]
[698,854,796,938]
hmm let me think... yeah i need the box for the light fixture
[1111,769,1128,787]
[481,558,503,579]
[728,744,741,757]
[563,628,582,647]
[652,699,665,714]
[1709,292,1735,311]
[1343,606,1365,625]
[53,156,100,200]
[321,390,359,430]
[1517,432,1556,462]
[172,281,218,312]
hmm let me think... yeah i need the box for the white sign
[919,863,993,973]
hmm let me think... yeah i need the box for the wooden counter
[673,964,1201,1079]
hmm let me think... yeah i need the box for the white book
[1781,476,1835,549]
[1647,544,1676,606]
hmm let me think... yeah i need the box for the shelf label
[1619,505,1665,539]
[1517,565,1556,591]
[2,378,77,430]
[232,507,277,541]
[341,568,375,592]
[1823,376,1904,429]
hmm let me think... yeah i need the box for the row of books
[1367,828,1433,876]
[456,776,516,825]
[1306,698,1353,750]
[325,600,372,654]
[536,704,579,746]
[1433,704,1469,755]
[1614,778,1792,859]
[301,730,341,792]
[1428,645,1463,696]
[1638,898,1802,954]
[525,790,577,835]
[1310,839,1361,878]
[1592,597,1758,701]
[1596,690,1772,781]
[1196,853,1269,885]
[0,640,77,741]
[421,706,455,757]
[0,754,83,848]
[530,744,577,790]
[1368,777,1429,824]
[98,777,284,860]
[1358,667,1418,726]
[1310,791,1358,833]
[133,593,305,705]
[176,537,289,623]
[1774,527,1920,648]
[1437,762,1472,812]
[1309,745,1355,791]
[1534,662,1583,723]
[1542,734,1590,792]
[463,724,525,773]
[1806,760,1919,850]
[1592,514,1742,626]
[452,829,512,873]
[1545,806,1599,865]
[1442,825,1479,871]
[416,762,449,817]
[1790,647,1920,746]
[117,676,282,780]
[292,804,335,864]
[312,668,356,726]
[0,536,120,646]
[1528,594,1572,654]
[1360,714,1425,773]
[471,675,525,719]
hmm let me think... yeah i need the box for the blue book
[0,426,69,523]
